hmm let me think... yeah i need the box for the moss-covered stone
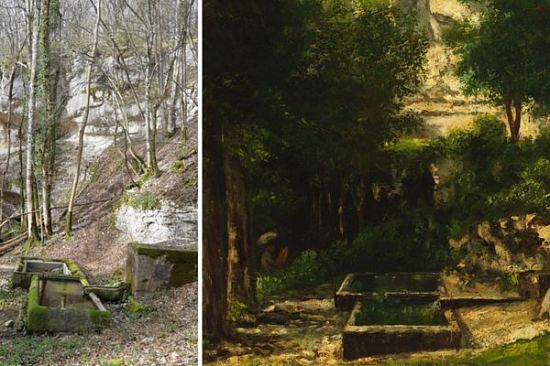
[126,242,197,296]
[26,276,49,332]
[65,259,90,286]
[25,276,111,334]
[12,257,89,289]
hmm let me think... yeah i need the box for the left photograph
[0,0,198,365]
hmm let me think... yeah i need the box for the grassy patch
[0,336,85,365]
[382,334,550,365]
[356,299,445,326]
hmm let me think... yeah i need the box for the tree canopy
[446,0,550,141]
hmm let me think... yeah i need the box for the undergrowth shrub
[257,208,449,302]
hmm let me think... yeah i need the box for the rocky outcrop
[115,202,197,244]
[453,215,550,275]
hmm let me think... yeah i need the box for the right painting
[203,0,550,364]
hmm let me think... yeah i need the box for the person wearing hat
[257,232,288,273]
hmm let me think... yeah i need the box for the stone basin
[335,272,442,311]
[26,275,110,333]
[11,257,74,289]
[342,298,461,360]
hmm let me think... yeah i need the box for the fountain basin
[342,298,460,360]
[12,257,88,289]
[26,275,110,333]
[335,272,442,311]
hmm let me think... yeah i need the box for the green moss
[127,192,160,210]
[90,310,111,328]
[26,276,49,332]
[65,259,90,286]
[129,242,197,261]
[127,296,153,314]
[21,238,41,255]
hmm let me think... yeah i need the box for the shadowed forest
[203,0,550,364]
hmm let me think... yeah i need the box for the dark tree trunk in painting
[223,139,256,307]
[504,96,522,143]
[203,110,227,340]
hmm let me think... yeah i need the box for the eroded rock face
[115,202,197,244]
[455,215,550,275]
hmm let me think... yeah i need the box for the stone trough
[12,258,72,289]
[335,272,442,311]
[342,298,461,360]
[10,257,113,333]
[26,275,110,333]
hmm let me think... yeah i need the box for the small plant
[127,296,154,316]
[227,300,248,323]
[171,159,185,172]
[124,192,161,211]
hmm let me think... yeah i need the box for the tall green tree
[448,0,550,142]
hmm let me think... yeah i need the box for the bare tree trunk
[25,0,40,241]
[65,0,101,237]
[203,108,228,340]
[0,66,17,240]
[38,0,60,237]
[167,0,184,136]
[144,1,160,178]
[223,135,256,307]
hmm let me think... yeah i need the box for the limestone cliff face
[392,0,473,41]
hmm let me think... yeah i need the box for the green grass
[356,299,446,326]
[383,334,550,365]
[0,336,85,365]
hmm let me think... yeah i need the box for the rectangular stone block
[126,242,197,297]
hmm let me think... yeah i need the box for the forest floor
[0,125,198,365]
[205,277,550,365]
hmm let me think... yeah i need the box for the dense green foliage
[445,0,550,140]
[446,0,550,102]
[258,113,550,300]
[258,209,449,301]
[441,115,550,235]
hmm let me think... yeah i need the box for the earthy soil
[205,278,550,365]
